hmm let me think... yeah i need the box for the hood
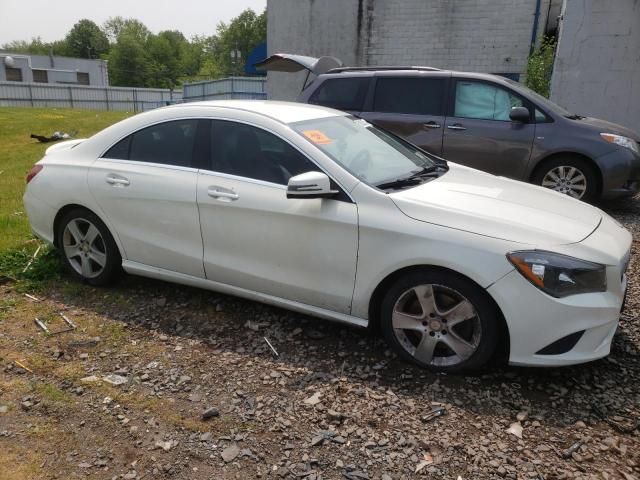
[574,116,639,142]
[390,163,602,246]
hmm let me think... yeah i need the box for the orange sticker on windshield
[302,130,332,145]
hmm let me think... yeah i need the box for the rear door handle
[208,186,239,201]
[447,124,466,131]
[423,121,441,129]
[105,174,130,186]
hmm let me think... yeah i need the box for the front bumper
[488,269,626,366]
[597,148,640,198]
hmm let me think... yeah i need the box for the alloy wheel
[392,284,482,367]
[541,165,587,199]
[62,218,107,279]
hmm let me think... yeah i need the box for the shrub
[525,36,557,98]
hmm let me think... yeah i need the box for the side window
[103,119,199,167]
[535,108,551,123]
[104,136,130,160]
[308,77,369,111]
[374,77,446,115]
[210,120,320,185]
[454,80,524,121]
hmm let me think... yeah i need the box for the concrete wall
[550,0,640,131]
[267,0,552,100]
[266,0,362,100]
[0,53,109,85]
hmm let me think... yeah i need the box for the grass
[0,107,131,253]
[0,107,131,288]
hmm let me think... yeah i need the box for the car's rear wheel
[380,270,499,372]
[57,208,121,286]
[532,157,598,201]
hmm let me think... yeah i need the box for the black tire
[56,208,122,286]
[380,269,499,373]
[532,157,599,202]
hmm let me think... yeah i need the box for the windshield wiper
[376,164,448,190]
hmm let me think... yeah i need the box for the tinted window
[103,119,198,167]
[309,78,369,111]
[454,80,524,121]
[210,120,319,185]
[374,77,445,115]
[104,136,130,160]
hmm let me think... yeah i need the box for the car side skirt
[122,261,369,329]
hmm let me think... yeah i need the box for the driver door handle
[447,123,466,131]
[423,121,441,129]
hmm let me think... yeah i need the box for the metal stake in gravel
[34,313,77,335]
[264,336,279,357]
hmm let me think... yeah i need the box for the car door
[196,119,359,314]
[442,78,535,179]
[359,74,449,155]
[88,119,206,277]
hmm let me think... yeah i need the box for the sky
[0,0,267,45]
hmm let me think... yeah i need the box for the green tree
[103,17,151,44]
[108,33,151,87]
[0,37,70,56]
[1,37,49,54]
[65,19,109,59]
[147,30,189,88]
[198,8,266,78]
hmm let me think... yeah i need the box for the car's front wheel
[380,270,500,372]
[57,208,121,286]
[532,157,598,201]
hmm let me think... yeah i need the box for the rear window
[103,119,199,167]
[374,77,446,115]
[308,77,370,111]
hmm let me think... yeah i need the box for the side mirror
[509,106,531,123]
[286,171,339,199]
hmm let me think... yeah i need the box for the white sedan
[24,101,631,372]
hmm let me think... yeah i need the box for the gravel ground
[0,198,638,480]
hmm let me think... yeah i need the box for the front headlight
[507,251,606,298]
[600,133,639,154]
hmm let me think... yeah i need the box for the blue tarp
[245,43,267,76]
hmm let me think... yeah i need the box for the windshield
[291,116,436,186]
[503,78,575,118]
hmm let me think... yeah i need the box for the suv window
[454,80,524,121]
[374,77,446,115]
[309,77,369,111]
[104,119,199,167]
[210,120,319,185]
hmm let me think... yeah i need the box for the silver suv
[258,54,640,201]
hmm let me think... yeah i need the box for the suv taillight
[26,165,43,184]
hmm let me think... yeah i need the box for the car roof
[168,100,346,124]
[319,68,513,85]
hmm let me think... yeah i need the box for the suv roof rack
[326,66,441,73]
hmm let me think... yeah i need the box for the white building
[1,52,109,86]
